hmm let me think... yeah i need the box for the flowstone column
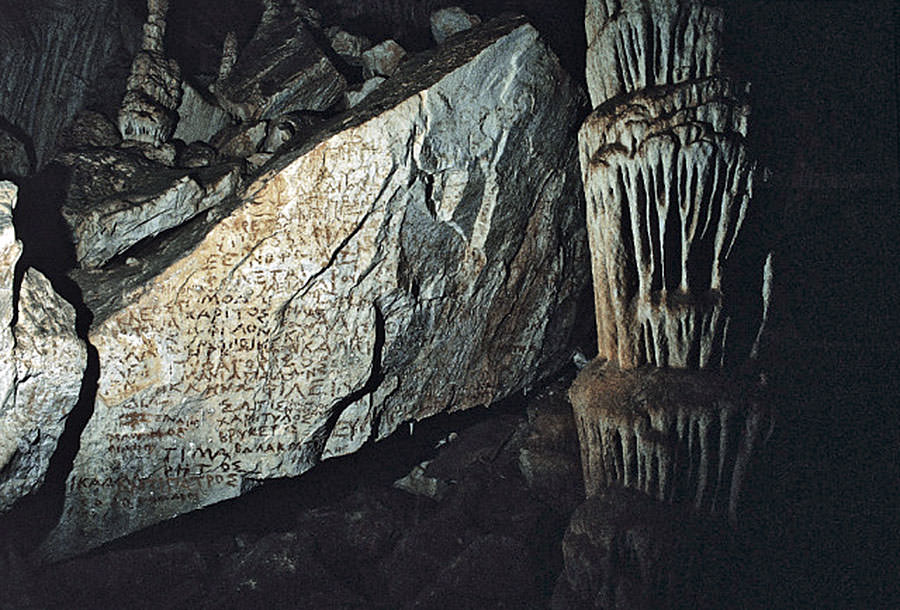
[558,2,775,606]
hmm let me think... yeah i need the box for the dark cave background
[0,0,898,607]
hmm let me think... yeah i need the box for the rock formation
[0,0,142,169]
[430,7,482,44]
[57,149,241,268]
[40,16,589,559]
[212,0,347,121]
[580,0,763,370]
[0,182,86,511]
[118,0,183,147]
[569,360,772,517]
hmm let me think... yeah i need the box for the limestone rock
[326,28,372,64]
[57,111,122,151]
[176,141,219,168]
[0,122,32,179]
[568,360,772,518]
[362,40,407,79]
[0,182,86,512]
[584,0,723,106]
[0,0,143,167]
[345,77,387,109]
[580,78,757,369]
[213,1,347,120]
[431,7,482,44]
[118,0,183,146]
[58,150,241,267]
[43,16,589,559]
[211,121,268,159]
[173,81,232,146]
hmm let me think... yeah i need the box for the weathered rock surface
[346,77,387,109]
[118,0,183,146]
[0,122,32,179]
[213,1,347,120]
[361,39,406,79]
[58,150,241,267]
[0,182,86,512]
[568,360,772,518]
[173,81,232,145]
[584,0,723,107]
[580,78,759,369]
[431,7,482,44]
[57,111,122,151]
[326,28,372,64]
[0,0,142,167]
[41,16,588,559]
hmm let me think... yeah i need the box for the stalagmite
[118,0,183,147]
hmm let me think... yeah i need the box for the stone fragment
[0,182,86,512]
[177,141,219,168]
[568,360,772,518]
[211,121,268,159]
[580,78,757,369]
[120,140,177,166]
[213,1,347,120]
[173,81,232,145]
[361,40,407,79]
[430,7,482,44]
[0,122,33,179]
[118,0,183,146]
[58,150,241,267]
[584,0,723,106]
[393,460,450,500]
[345,77,386,109]
[43,16,589,559]
[326,28,372,64]
[57,111,122,150]
[555,487,729,609]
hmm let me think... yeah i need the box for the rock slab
[0,182,86,511]
[42,17,589,559]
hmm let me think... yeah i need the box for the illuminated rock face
[580,78,756,369]
[584,0,723,107]
[0,182,86,511]
[41,17,589,559]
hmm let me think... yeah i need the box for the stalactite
[569,361,772,519]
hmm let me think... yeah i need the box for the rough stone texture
[362,39,407,79]
[326,28,372,64]
[584,0,723,107]
[118,0,183,146]
[173,81,232,145]
[580,78,759,369]
[346,77,387,109]
[211,121,268,160]
[41,16,588,559]
[431,7,482,44]
[213,1,347,121]
[58,150,241,268]
[57,111,122,151]
[554,487,730,609]
[0,182,86,512]
[0,0,142,167]
[568,360,772,518]
[0,123,32,179]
